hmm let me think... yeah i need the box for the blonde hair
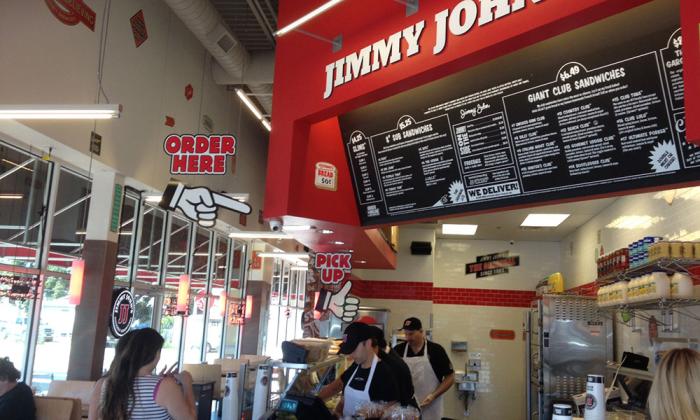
[649,348,700,420]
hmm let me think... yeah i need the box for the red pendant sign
[45,0,96,31]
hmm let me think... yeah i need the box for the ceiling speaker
[410,241,432,255]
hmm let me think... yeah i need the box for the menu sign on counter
[340,23,700,226]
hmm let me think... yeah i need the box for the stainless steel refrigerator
[525,295,613,420]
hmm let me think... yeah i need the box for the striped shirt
[128,376,171,419]
[102,376,172,420]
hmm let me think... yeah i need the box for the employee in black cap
[393,317,455,420]
[318,322,399,418]
[368,325,420,410]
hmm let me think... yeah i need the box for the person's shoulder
[393,342,407,352]
[375,359,395,374]
[16,382,34,397]
[428,340,448,354]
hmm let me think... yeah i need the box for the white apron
[403,340,443,420]
[343,354,380,418]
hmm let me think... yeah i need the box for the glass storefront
[0,139,250,386]
[264,259,307,359]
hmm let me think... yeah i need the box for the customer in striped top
[88,328,196,420]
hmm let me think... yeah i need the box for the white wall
[562,187,700,287]
[435,239,560,290]
[354,227,435,282]
[0,0,269,229]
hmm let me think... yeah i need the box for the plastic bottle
[620,280,629,304]
[584,374,606,420]
[648,271,670,300]
[682,242,695,260]
[670,272,693,298]
[596,287,604,306]
[627,278,638,303]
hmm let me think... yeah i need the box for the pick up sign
[315,253,352,285]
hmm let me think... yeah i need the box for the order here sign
[164,134,237,175]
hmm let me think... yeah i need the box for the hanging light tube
[177,274,190,314]
[245,295,253,319]
[275,0,343,36]
[68,259,85,305]
[235,89,272,132]
[0,104,121,119]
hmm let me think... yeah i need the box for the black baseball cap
[401,317,422,331]
[339,322,374,354]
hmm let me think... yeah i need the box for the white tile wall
[354,227,435,282]
[562,187,700,287]
[435,239,561,290]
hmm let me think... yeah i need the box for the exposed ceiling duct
[163,0,274,115]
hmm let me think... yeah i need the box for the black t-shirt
[0,382,36,420]
[340,359,399,403]
[378,349,419,408]
[394,340,455,382]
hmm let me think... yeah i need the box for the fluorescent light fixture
[606,215,663,230]
[236,89,264,120]
[229,231,290,239]
[275,0,343,36]
[257,252,309,259]
[332,240,345,245]
[282,225,312,232]
[521,214,570,227]
[291,266,309,271]
[261,119,271,132]
[319,229,334,235]
[0,104,120,119]
[442,224,478,235]
[146,193,249,203]
[0,194,23,199]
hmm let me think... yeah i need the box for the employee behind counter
[319,322,400,418]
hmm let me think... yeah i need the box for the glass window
[103,293,155,374]
[114,194,139,284]
[183,228,211,363]
[164,216,190,289]
[31,275,75,394]
[205,235,228,363]
[48,169,90,270]
[222,241,245,358]
[136,206,166,286]
[0,142,50,269]
[0,272,36,379]
[159,306,183,370]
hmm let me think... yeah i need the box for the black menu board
[340,21,699,226]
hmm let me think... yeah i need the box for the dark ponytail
[100,328,164,420]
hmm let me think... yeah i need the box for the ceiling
[211,0,278,52]
[421,197,619,242]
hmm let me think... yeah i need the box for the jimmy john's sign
[323,0,547,99]
[466,251,520,278]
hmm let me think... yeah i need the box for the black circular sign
[110,288,135,338]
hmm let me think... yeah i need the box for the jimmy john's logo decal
[466,251,520,278]
[164,134,237,175]
[45,0,96,31]
[110,289,134,338]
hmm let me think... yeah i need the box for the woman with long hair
[88,328,196,420]
[648,348,700,420]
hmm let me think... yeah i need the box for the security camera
[509,240,515,246]
[269,220,283,232]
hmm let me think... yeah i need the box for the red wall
[267,0,656,223]
[682,0,700,143]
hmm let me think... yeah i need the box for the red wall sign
[490,329,515,340]
[164,134,237,175]
[681,0,700,144]
[45,0,96,31]
[130,10,148,48]
[314,252,352,285]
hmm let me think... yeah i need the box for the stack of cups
[584,374,606,420]
[552,403,573,420]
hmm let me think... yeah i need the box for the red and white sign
[314,162,338,191]
[314,253,352,285]
[164,134,237,175]
[130,10,148,48]
[45,0,96,31]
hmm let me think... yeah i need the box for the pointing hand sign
[160,181,251,227]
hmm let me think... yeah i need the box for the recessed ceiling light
[442,224,478,235]
[355,260,367,264]
[319,229,334,235]
[606,215,663,230]
[521,214,570,227]
[332,241,345,245]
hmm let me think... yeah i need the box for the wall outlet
[468,359,481,369]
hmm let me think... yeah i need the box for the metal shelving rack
[596,258,700,285]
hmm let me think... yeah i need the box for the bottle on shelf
[647,271,670,300]
[670,272,693,298]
